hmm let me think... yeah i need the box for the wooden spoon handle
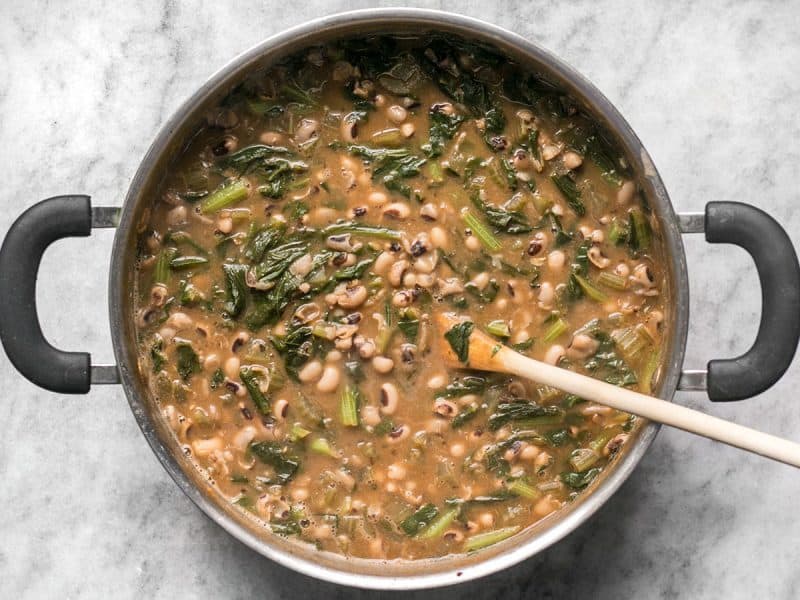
[503,351,800,468]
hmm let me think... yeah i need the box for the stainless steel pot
[1,8,798,590]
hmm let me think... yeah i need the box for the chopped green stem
[428,161,444,185]
[462,211,501,251]
[569,447,600,472]
[486,320,510,338]
[543,317,568,342]
[464,526,520,552]
[169,255,208,270]
[628,208,651,251]
[639,350,660,394]
[153,247,176,284]
[375,326,394,355]
[507,479,541,501]
[200,179,249,214]
[573,274,609,302]
[288,424,311,442]
[417,507,459,539]
[371,128,404,147]
[339,385,360,427]
[309,437,338,458]
[166,231,208,255]
[608,218,629,245]
[321,222,403,241]
[597,271,627,291]
[612,324,652,361]
[589,427,621,453]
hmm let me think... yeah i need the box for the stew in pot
[133,34,665,559]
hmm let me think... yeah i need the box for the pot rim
[109,7,689,590]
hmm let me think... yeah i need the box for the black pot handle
[679,201,800,401]
[0,196,120,393]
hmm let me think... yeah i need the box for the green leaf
[546,212,573,247]
[465,278,499,304]
[284,200,309,220]
[333,257,375,281]
[150,337,166,373]
[270,324,314,381]
[436,375,487,398]
[584,133,623,186]
[482,106,507,151]
[175,340,200,381]
[444,321,474,364]
[551,174,585,216]
[250,441,300,484]
[511,339,534,353]
[422,106,466,158]
[400,503,439,536]
[269,518,301,536]
[397,309,420,342]
[210,368,225,389]
[560,467,601,489]
[584,331,638,387]
[470,194,532,234]
[377,53,425,95]
[345,144,426,199]
[222,263,248,318]
[451,404,479,429]
[239,366,270,414]
[545,428,571,446]
[245,222,287,262]
[179,282,205,306]
[487,402,564,431]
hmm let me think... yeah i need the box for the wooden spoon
[436,312,800,468]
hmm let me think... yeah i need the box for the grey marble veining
[1,1,799,598]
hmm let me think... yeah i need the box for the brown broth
[133,35,665,560]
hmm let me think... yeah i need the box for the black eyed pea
[379,382,399,415]
[373,251,395,275]
[420,203,439,221]
[316,365,341,393]
[588,246,611,269]
[566,333,599,360]
[372,355,395,374]
[294,118,319,144]
[272,398,289,420]
[544,344,566,365]
[387,424,410,444]
[383,202,411,219]
[389,259,409,287]
[392,289,416,308]
[433,398,458,418]
[337,284,368,309]
[361,405,381,427]
[617,181,636,205]
[563,150,583,170]
[387,105,408,124]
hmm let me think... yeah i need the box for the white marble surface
[1,1,799,597]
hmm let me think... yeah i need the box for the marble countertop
[1,1,799,598]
